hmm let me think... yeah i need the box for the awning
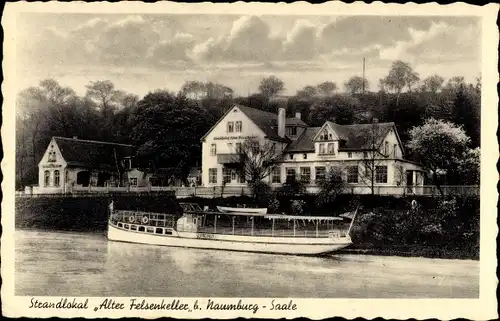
[217,153,242,164]
[264,214,344,221]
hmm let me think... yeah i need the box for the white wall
[201,106,270,186]
[37,138,67,193]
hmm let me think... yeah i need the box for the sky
[16,13,481,98]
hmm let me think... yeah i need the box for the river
[15,229,478,298]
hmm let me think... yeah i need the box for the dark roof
[237,105,289,142]
[286,117,307,127]
[284,122,396,153]
[53,137,134,169]
[284,127,320,152]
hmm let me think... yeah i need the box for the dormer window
[227,122,234,133]
[287,127,297,137]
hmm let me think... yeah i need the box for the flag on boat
[109,201,114,213]
[339,211,355,220]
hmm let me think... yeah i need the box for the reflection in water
[15,229,479,298]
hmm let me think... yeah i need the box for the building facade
[201,104,426,194]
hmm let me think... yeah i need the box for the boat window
[118,223,123,228]
[138,226,145,232]
[164,229,172,235]
[124,224,129,229]
[155,228,163,234]
[131,225,137,231]
[146,227,154,233]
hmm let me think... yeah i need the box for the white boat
[107,203,357,255]
[217,205,267,215]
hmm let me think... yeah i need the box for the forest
[15,60,480,189]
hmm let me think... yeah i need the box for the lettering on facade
[213,135,257,141]
[42,164,62,168]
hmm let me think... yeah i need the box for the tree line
[16,60,480,189]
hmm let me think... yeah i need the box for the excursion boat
[107,202,357,255]
[216,205,267,215]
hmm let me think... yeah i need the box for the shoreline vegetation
[15,194,479,261]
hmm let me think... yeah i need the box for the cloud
[191,16,282,62]
[379,22,480,63]
[149,32,196,63]
[280,19,318,61]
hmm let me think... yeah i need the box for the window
[303,154,307,160]
[286,168,296,183]
[363,151,368,158]
[327,143,335,154]
[375,166,388,183]
[54,170,60,187]
[227,143,233,151]
[44,170,50,186]
[289,154,294,160]
[129,178,138,186]
[227,121,234,133]
[209,168,218,184]
[347,166,358,183]
[235,142,242,152]
[235,121,242,132]
[271,167,281,183]
[393,144,398,157]
[48,150,57,162]
[300,167,311,183]
[210,144,217,156]
[384,142,389,155]
[319,143,325,154]
[348,152,352,158]
[222,168,231,184]
[231,170,237,182]
[315,166,326,181]
[287,126,297,137]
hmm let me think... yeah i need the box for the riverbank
[339,244,478,260]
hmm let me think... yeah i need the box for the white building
[200,104,426,194]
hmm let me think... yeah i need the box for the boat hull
[217,206,267,214]
[107,224,351,255]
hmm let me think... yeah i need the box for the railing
[196,226,347,238]
[112,210,179,228]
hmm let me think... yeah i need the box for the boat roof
[187,210,268,217]
[264,214,344,221]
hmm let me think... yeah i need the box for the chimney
[295,112,301,120]
[278,108,286,138]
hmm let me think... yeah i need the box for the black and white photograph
[1,2,498,319]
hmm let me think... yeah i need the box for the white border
[2,2,498,319]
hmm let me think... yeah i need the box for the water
[15,229,479,298]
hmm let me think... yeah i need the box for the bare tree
[234,137,283,192]
[359,120,385,196]
[258,75,285,98]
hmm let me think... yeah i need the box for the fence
[17,184,478,198]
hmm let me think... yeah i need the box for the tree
[85,80,123,111]
[419,75,445,94]
[295,85,317,99]
[258,75,285,98]
[130,90,211,183]
[344,76,368,95]
[234,137,283,197]
[380,60,420,105]
[308,95,360,126]
[456,147,480,185]
[359,120,384,196]
[408,118,471,195]
[317,81,337,97]
[316,167,347,206]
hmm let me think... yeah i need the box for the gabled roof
[284,127,320,152]
[201,104,292,143]
[284,122,399,153]
[53,137,134,169]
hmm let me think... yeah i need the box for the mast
[362,57,366,95]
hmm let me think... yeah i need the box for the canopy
[264,214,343,221]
